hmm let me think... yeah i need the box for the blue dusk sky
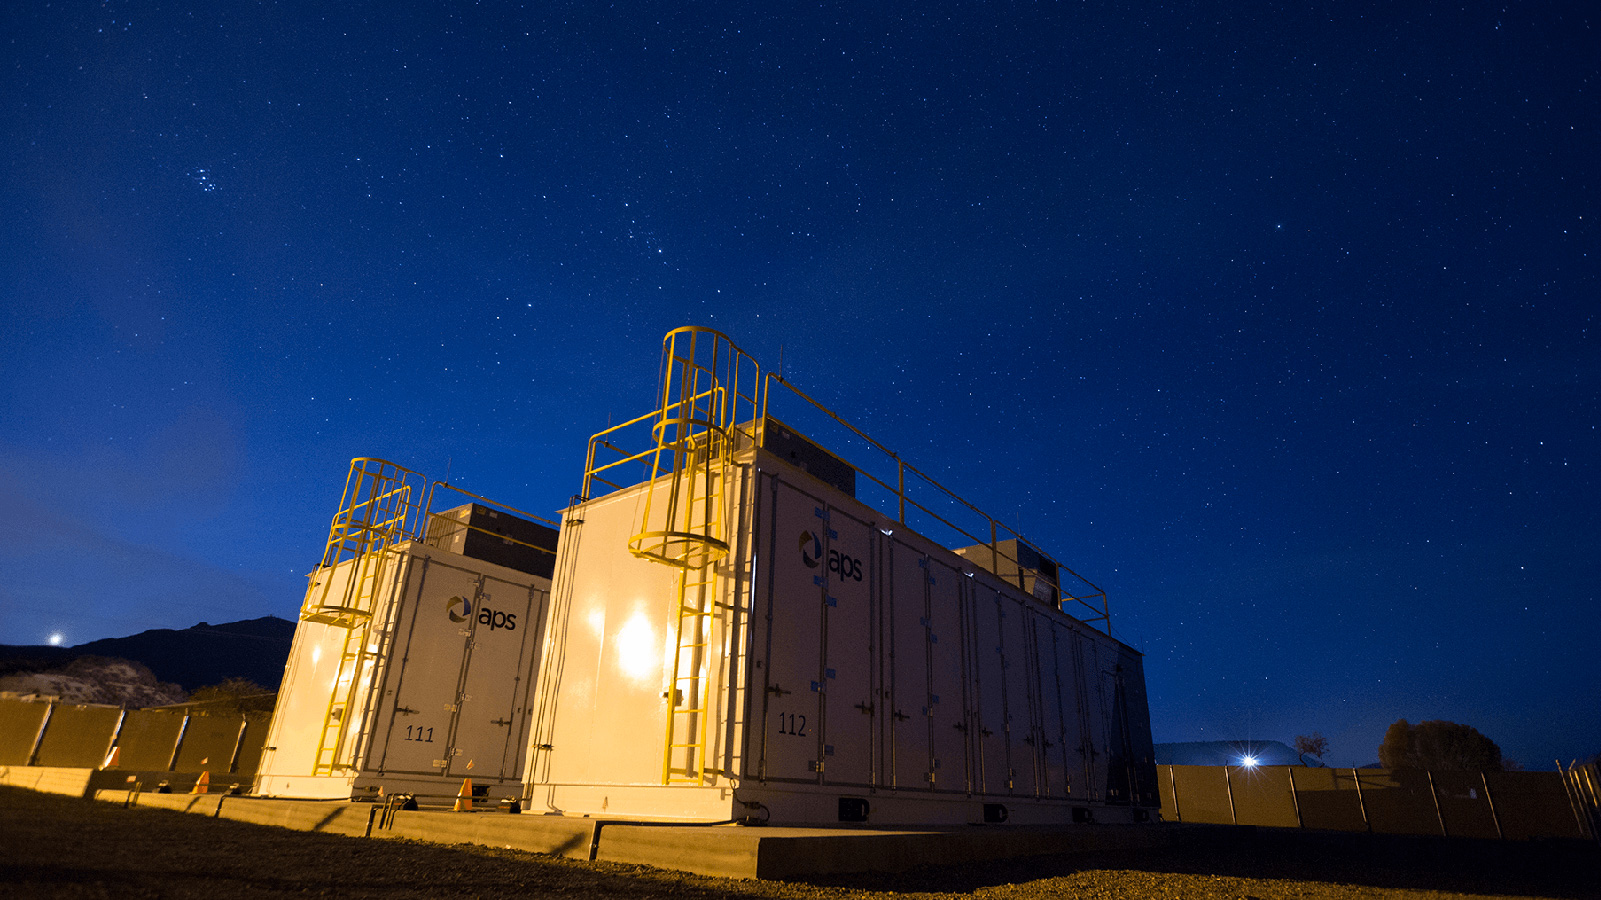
[1,2,1596,768]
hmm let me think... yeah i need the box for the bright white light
[47,632,64,647]
[612,612,659,686]
[1241,755,1259,768]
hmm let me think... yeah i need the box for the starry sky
[2,2,1596,769]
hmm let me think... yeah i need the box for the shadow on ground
[0,787,774,900]
[5,788,1597,900]
[801,826,1601,899]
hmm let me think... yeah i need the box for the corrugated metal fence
[1159,764,1601,842]
[0,697,269,783]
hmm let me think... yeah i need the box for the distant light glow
[47,632,64,646]
[1241,755,1259,768]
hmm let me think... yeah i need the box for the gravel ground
[2,787,1596,900]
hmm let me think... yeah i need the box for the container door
[1101,657,1134,806]
[886,539,931,790]
[1118,651,1159,808]
[757,476,825,783]
[970,583,1009,794]
[821,506,875,787]
[447,580,541,781]
[1043,620,1081,798]
[926,558,968,792]
[998,595,1038,798]
[1075,630,1108,801]
[375,562,480,774]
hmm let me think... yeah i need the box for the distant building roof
[1155,740,1306,766]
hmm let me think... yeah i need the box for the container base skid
[526,782,1153,827]
[256,772,524,804]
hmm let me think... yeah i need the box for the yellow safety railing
[626,327,761,569]
[578,326,1120,784]
[576,326,1111,635]
[303,459,431,627]
[762,372,1111,632]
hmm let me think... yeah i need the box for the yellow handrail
[577,327,1114,634]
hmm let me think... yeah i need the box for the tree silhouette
[1378,719,1505,771]
[1294,732,1329,766]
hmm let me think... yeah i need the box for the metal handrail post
[898,459,905,524]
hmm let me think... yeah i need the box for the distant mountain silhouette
[0,617,295,692]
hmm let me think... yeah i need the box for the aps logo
[798,530,864,582]
[445,595,518,632]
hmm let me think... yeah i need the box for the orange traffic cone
[454,778,473,811]
[191,771,211,795]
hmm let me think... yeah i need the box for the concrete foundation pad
[214,796,372,834]
[382,808,598,859]
[85,787,1170,880]
[600,822,1173,879]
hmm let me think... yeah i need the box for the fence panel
[32,705,120,768]
[1355,769,1444,836]
[1232,766,1300,828]
[1291,766,1368,832]
[173,716,246,775]
[114,710,187,771]
[1167,764,1235,823]
[1431,770,1500,839]
[1487,771,1584,840]
[0,698,50,765]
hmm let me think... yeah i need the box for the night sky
[3,3,1596,769]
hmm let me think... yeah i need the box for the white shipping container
[522,437,1158,826]
[256,540,549,801]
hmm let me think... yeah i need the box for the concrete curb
[87,787,1174,879]
[1,766,95,798]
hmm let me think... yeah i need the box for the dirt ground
[2,787,1597,900]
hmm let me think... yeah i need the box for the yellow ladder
[309,546,398,775]
[302,461,423,776]
[311,621,379,775]
[627,329,761,786]
[663,567,719,784]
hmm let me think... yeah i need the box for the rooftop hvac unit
[255,462,557,803]
[521,328,1158,826]
[954,538,1061,605]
